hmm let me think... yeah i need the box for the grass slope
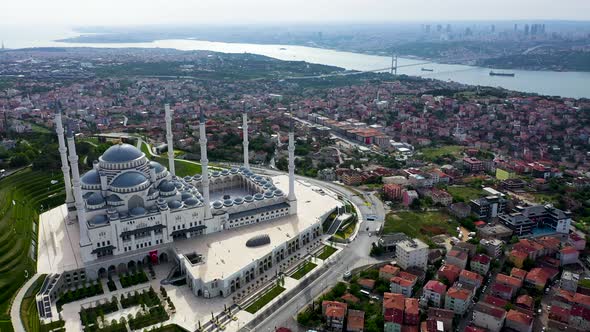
[0,169,65,324]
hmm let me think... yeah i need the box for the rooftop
[176,175,340,282]
[473,302,506,319]
[506,309,533,326]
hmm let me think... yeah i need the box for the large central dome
[101,143,144,163]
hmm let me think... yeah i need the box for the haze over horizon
[2,0,590,26]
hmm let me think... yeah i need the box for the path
[9,273,40,332]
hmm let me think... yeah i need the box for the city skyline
[2,0,590,26]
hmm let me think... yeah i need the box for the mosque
[36,104,340,318]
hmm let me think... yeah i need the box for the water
[2,26,589,98]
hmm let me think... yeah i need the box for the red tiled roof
[392,276,415,287]
[446,287,471,301]
[560,246,578,255]
[496,273,523,288]
[484,295,509,308]
[491,282,513,295]
[573,292,590,307]
[571,304,590,321]
[380,264,400,275]
[347,309,365,330]
[405,298,419,315]
[460,269,483,283]
[383,292,406,310]
[516,295,534,309]
[322,301,347,319]
[525,268,550,286]
[556,289,576,303]
[341,293,360,304]
[448,249,468,260]
[358,278,376,289]
[471,254,491,265]
[424,280,447,294]
[510,268,528,280]
[510,249,529,260]
[506,310,533,326]
[474,302,506,319]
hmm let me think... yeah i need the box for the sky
[2,0,589,26]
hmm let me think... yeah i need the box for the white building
[472,302,506,332]
[395,238,429,270]
[35,106,340,318]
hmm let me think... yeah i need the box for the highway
[243,167,387,332]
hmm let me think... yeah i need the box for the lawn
[447,186,483,202]
[290,261,317,280]
[334,219,357,240]
[383,211,458,241]
[245,285,286,314]
[317,245,337,260]
[0,168,66,324]
[419,145,463,161]
[20,274,47,332]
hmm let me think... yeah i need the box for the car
[343,271,352,279]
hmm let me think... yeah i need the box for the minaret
[287,119,297,214]
[242,110,250,169]
[54,108,75,212]
[66,127,91,248]
[164,104,175,176]
[199,108,212,219]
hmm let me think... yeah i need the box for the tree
[9,153,30,167]
[523,257,535,271]
[510,236,519,244]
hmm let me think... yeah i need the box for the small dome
[274,189,284,196]
[212,201,223,209]
[185,198,199,206]
[86,192,105,205]
[193,174,202,181]
[81,169,101,185]
[230,168,239,174]
[183,176,192,182]
[223,199,233,207]
[156,198,166,205]
[221,170,229,176]
[168,200,182,209]
[246,234,270,247]
[264,190,274,198]
[149,161,166,173]
[158,180,176,192]
[111,171,149,188]
[90,215,108,226]
[181,192,193,201]
[254,193,264,200]
[212,171,221,177]
[130,207,146,216]
[244,195,254,202]
[233,197,244,205]
[101,143,144,163]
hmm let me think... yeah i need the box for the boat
[489,71,515,77]
[421,68,434,72]
[279,47,287,51]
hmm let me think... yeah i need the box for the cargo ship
[489,71,515,77]
[421,68,434,72]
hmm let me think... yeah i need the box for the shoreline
[55,35,589,74]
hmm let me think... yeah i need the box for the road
[243,168,387,332]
